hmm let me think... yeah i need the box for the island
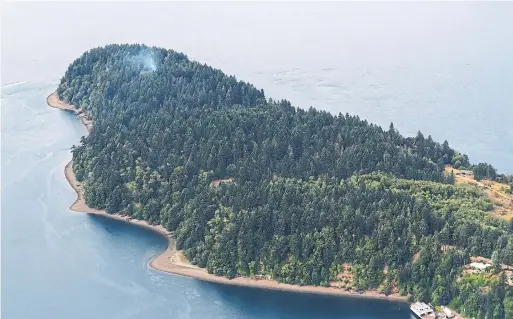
[49,44,513,318]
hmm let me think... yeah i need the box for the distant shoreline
[48,92,409,302]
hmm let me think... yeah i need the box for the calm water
[1,82,411,318]
[2,2,512,173]
[2,2,512,318]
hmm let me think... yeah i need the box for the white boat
[410,302,436,319]
[441,306,455,318]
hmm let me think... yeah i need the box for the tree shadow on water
[195,280,411,319]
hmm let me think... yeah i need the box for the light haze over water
[3,2,512,173]
[1,2,512,319]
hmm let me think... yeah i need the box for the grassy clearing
[445,165,513,220]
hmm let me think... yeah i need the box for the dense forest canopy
[58,44,512,318]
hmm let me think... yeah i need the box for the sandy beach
[47,93,93,131]
[48,92,409,302]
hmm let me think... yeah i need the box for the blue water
[2,2,512,318]
[1,82,411,318]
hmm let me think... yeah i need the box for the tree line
[58,44,512,318]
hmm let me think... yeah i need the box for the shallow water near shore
[1,82,413,318]
[3,2,512,317]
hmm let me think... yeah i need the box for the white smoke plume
[126,48,158,73]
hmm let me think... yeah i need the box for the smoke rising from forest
[126,48,157,72]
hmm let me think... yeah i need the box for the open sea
[2,2,512,318]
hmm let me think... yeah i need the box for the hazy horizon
[3,2,512,173]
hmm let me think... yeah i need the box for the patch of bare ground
[445,165,513,220]
[211,178,234,187]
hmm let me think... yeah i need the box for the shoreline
[48,92,409,303]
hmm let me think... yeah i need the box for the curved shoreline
[48,92,409,302]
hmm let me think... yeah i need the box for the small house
[457,170,473,176]
[469,262,491,272]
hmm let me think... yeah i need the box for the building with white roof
[469,262,491,272]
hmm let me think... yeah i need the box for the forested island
[54,44,513,318]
